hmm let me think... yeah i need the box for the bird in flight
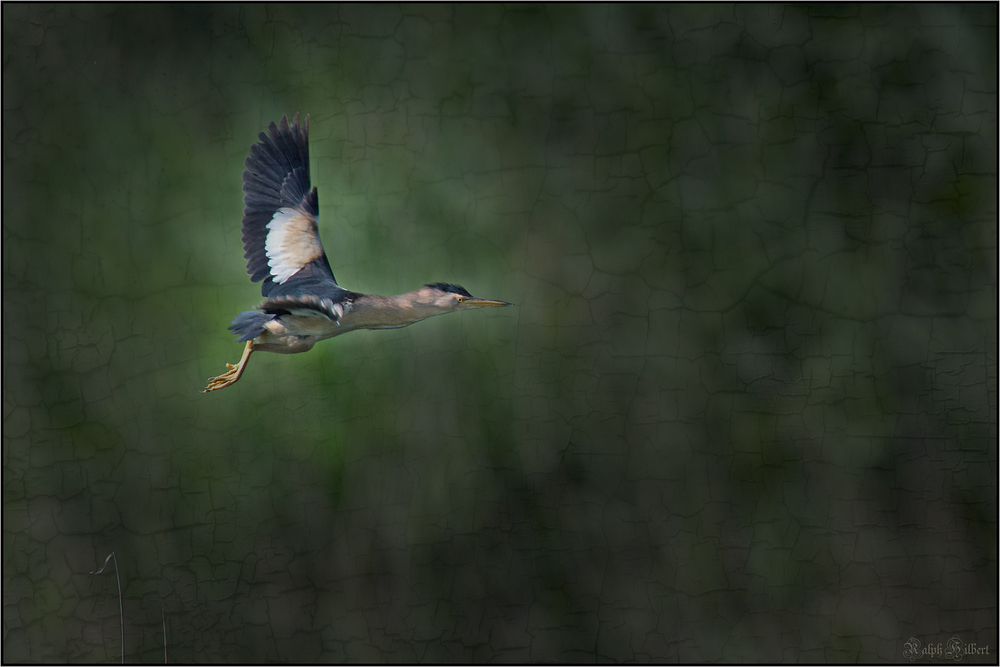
[204,114,512,392]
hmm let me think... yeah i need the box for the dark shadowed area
[3,4,996,663]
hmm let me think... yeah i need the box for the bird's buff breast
[250,317,333,354]
[251,302,424,353]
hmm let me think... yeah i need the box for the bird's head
[420,283,513,312]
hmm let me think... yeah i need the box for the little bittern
[204,114,511,392]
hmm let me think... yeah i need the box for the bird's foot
[203,341,253,393]
[203,366,240,392]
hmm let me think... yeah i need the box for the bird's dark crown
[425,283,472,297]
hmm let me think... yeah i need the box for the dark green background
[3,4,996,663]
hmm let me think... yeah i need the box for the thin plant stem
[161,607,167,664]
[91,552,124,664]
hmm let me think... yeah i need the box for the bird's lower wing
[258,294,350,323]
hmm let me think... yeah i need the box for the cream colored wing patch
[264,207,326,284]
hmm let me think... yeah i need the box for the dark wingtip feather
[228,311,274,342]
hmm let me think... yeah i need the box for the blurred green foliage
[3,4,996,662]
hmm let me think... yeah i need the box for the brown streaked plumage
[203,115,512,393]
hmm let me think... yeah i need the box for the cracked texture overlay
[3,4,996,663]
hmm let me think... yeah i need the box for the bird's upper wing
[241,113,339,297]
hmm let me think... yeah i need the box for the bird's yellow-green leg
[203,341,254,392]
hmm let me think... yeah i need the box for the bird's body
[204,115,510,392]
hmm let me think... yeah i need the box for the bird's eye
[456,296,464,303]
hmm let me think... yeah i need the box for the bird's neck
[349,290,444,329]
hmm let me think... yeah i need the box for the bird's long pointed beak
[465,297,513,308]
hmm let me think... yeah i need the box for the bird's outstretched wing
[241,113,339,298]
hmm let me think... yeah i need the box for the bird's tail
[228,311,274,342]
